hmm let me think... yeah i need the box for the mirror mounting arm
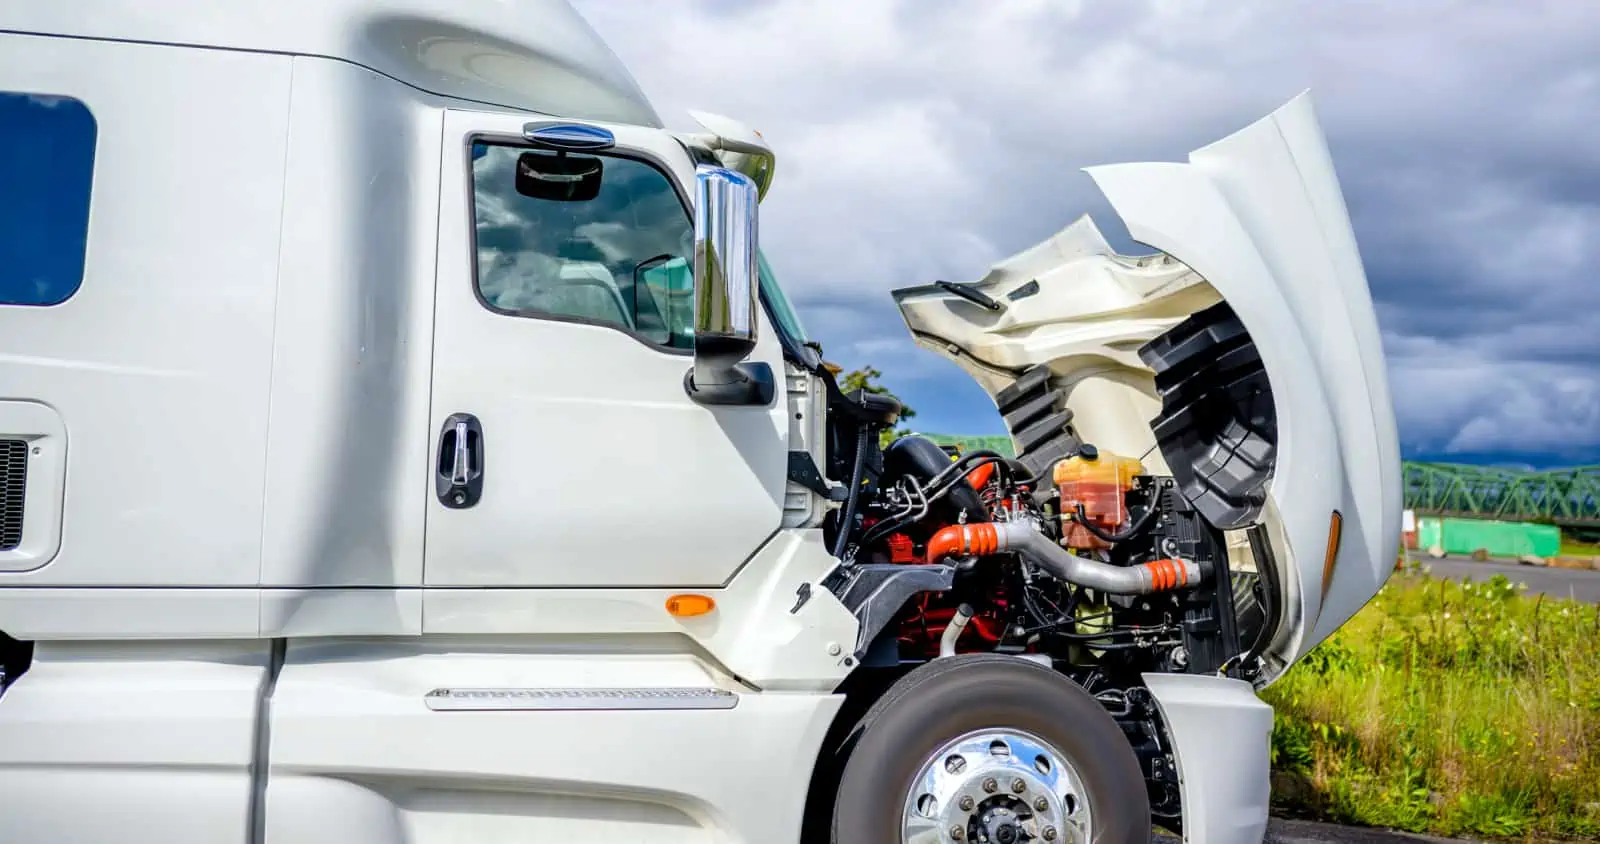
[684,361,775,407]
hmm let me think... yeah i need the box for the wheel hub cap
[901,729,1092,844]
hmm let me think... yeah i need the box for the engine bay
[814,346,1277,826]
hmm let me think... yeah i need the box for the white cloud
[1388,341,1600,459]
[574,0,1600,459]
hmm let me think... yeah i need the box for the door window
[470,141,695,350]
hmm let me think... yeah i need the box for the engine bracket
[788,450,848,502]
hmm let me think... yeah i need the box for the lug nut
[950,825,965,840]
[959,796,975,811]
[1034,797,1049,812]
[1042,826,1058,841]
[982,777,998,793]
[1011,777,1027,793]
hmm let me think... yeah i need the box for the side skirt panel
[0,640,271,844]
[263,638,844,844]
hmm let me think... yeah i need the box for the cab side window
[470,141,695,350]
[0,92,97,307]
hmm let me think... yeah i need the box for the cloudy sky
[574,0,1600,468]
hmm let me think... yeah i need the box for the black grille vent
[1,440,25,551]
[993,364,1083,481]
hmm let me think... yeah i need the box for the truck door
[424,109,790,588]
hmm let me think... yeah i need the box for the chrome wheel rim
[901,728,1093,844]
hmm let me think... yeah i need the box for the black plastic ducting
[993,364,1083,481]
[1137,301,1277,531]
[882,435,988,524]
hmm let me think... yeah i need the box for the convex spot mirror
[686,165,773,406]
[515,151,603,202]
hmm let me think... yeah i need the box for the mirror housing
[686,165,773,407]
[686,110,776,201]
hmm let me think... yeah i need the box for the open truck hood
[892,92,1401,686]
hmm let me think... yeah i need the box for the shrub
[1261,569,1600,841]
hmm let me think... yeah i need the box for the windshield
[758,250,810,345]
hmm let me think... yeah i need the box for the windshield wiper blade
[935,280,1005,312]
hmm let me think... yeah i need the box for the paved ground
[1409,555,1600,603]
[1155,818,1478,843]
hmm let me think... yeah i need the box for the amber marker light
[666,594,716,617]
[1320,510,1344,600]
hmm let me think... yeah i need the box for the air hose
[831,427,871,559]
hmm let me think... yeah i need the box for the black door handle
[436,412,484,508]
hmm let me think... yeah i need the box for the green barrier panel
[1417,516,1442,551]
[1434,517,1561,558]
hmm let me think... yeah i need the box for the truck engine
[816,363,1273,827]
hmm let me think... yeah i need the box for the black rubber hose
[857,453,1012,548]
[925,449,1010,490]
[832,427,871,559]
[854,448,1021,551]
[882,435,989,524]
[1074,501,1159,545]
[925,455,1012,501]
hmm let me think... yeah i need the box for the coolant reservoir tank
[1054,444,1145,550]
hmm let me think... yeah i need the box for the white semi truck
[0,2,1401,843]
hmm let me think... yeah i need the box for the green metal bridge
[922,433,1600,528]
[1403,462,1600,528]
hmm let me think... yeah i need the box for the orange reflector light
[666,594,716,617]
[1320,510,1343,600]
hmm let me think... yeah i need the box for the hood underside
[891,91,1402,686]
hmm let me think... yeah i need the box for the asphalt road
[1156,818,1474,843]
[1410,556,1600,603]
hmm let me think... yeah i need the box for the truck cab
[0,3,1401,843]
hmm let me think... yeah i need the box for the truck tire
[831,654,1151,844]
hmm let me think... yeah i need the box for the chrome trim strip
[424,686,739,712]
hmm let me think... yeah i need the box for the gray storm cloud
[574,0,1600,462]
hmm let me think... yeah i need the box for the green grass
[1261,565,1600,841]
[1561,537,1600,558]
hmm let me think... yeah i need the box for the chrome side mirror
[686,165,773,406]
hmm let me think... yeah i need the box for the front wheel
[830,654,1151,844]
